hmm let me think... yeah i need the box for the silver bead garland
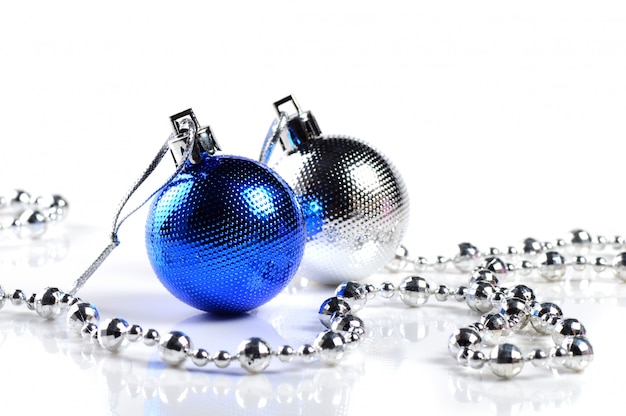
[0,227,607,378]
[0,189,68,239]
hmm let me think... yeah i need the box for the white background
[1,1,625,415]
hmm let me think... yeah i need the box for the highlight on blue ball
[145,154,306,314]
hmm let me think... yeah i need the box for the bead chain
[0,189,69,239]
[0,227,605,377]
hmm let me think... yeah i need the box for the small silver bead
[448,327,481,358]
[314,330,346,366]
[34,287,62,320]
[191,349,210,367]
[530,302,563,335]
[297,344,317,363]
[467,349,486,369]
[527,349,548,367]
[335,281,368,311]
[386,245,409,272]
[12,209,48,239]
[379,282,396,299]
[523,238,543,255]
[595,235,608,250]
[466,281,496,313]
[611,253,626,281]
[563,336,594,371]
[143,328,160,347]
[538,251,567,281]
[573,255,587,271]
[433,256,448,272]
[552,318,586,345]
[453,242,480,272]
[519,260,534,276]
[413,256,428,272]
[26,293,36,310]
[569,229,592,249]
[159,331,193,366]
[213,350,232,368]
[363,284,377,301]
[453,286,468,302]
[550,345,569,367]
[318,297,352,328]
[489,247,501,256]
[398,276,430,307]
[275,345,295,363]
[433,285,450,302]
[237,337,271,373]
[98,318,130,352]
[10,289,26,306]
[507,246,518,255]
[613,235,625,250]
[489,343,524,378]
[555,238,567,248]
[127,325,143,342]
[66,302,100,335]
[593,257,608,273]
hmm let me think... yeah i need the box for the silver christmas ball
[261,96,410,284]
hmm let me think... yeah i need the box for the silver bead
[238,337,271,373]
[454,242,481,272]
[612,253,626,281]
[34,194,70,222]
[481,257,509,276]
[386,245,409,272]
[10,289,26,306]
[530,302,563,335]
[379,281,396,299]
[469,267,499,286]
[334,281,367,311]
[275,345,295,363]
[191,349,210,367]
[573,255,587,271]
[363,283,377,301]
[489,287,508,309]
[330,314,365,336]
[467,349,486,369]
[159,331,193,366]
[489,247,501,256]
[569,229,592,250]
[413,256,428,272]
[613,235,625,250]
[66,302,100,335]
[81,322,98,339]
[527,349,548,367]
[143,328,160,346]
[593,256,608,273]
[453,286,468,302]
[550,345,569,367]
[297,344,317,363]
[479,313,510,345]
[0,285,6,310]
[448,327,481,358]
[127,325,143,342]
[34,287,62,320]
[519,260,534,276]
[213,350,232,368]
[556,238,567,248]
[98,318,129,352]
[466,281,496,313]
[398,276,430,307]
[595,235,608,249]
[433,285,450,302]
[498,298,529,332]
[538,251,567,281]
[433,255,448,272]
[12,209,48,239]
[509,284,535,304]
[489,343,524,378]
[9,189,31,205]
[314,330,346,366]
[563,336,594,371]
[523,238,543,255]
[26,293,36,310]
[552,318,586,345]
[318,297,351,328]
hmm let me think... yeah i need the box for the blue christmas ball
[145,153,305,314]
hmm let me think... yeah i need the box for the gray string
[69,134,194,296]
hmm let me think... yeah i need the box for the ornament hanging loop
[169,108,220,166]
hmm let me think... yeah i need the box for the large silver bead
[611,252,626,281]
[481,257,509,277]
[454,242,481,272]
[508,285,535,304]
[330,314,365,336]
[569,229,592,250]
[530,302,563,335]
[469,267,499,286]
[98,318,130,352]
[314,330,346,366]
[523,238,543,255]
[237,337,272,373]
[498,298,529,332]
[448,327,481,358]
[34,287,62,320]
[334,281,368,311]
[158,331,193,366]
[466,281,496,313]
[489,343,524,378]
[538,251,567,281]
[318,297,352,328]
[66,302,100,335]
[552,318,586,345]
[261,98,410,285]
[563,336,594,371]
[398,276,430,307]
[479,313,510,345]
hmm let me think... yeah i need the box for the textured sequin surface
[270,136,410,284]
[146,154,305,314]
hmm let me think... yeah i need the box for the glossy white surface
[1,1,625,415]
